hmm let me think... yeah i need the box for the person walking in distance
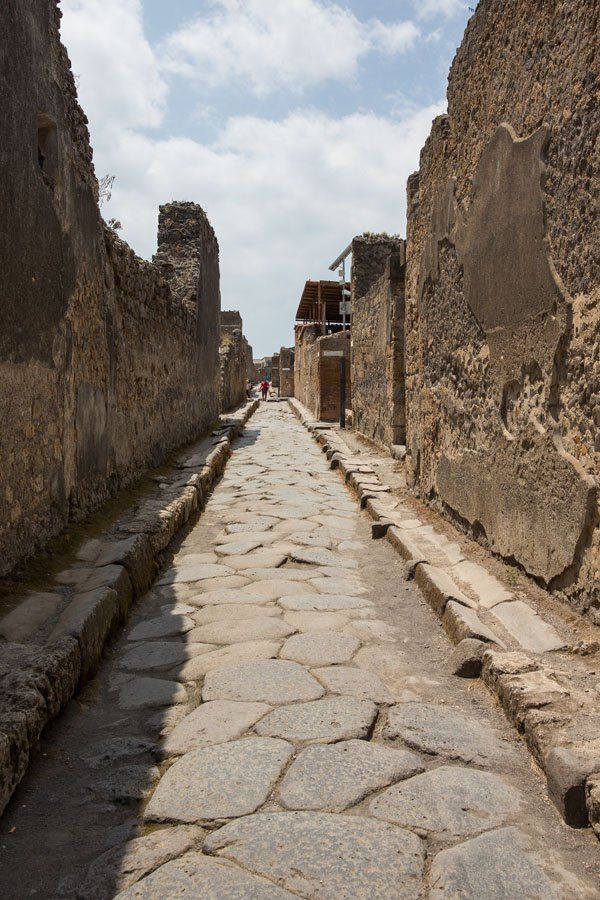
[260,378,270,401]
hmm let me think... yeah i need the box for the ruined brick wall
[0,0,221,576]
[294,327,351,421]
[219,312,248,411]
[279,347,295,398]
[352,250,406,448]
[405,0,599,618]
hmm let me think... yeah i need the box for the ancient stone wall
[0,0,221,577]
[294,327,351,421]
[351,234,404,306]
[352,248,406,448]
[279,347,295,398]
[270,353,281,389]
[405,0,599,618]
[219,312,249,411]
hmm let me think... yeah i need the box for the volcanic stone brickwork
[294,327,351,422]
[0,0,221,577]
[352,240,406,448]
[405,0,599,618]
[279,347,295,398]
[220,312,251,411]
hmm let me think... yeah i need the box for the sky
[60,0,473,356]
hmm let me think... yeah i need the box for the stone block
[415,563,476,615]
[446,638,486,677]
[442,600,503,646]
[544,741,600,826]
[48,587,121,681]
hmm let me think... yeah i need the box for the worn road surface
[1,404,599,897]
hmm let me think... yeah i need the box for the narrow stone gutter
[289,398,600,836]
[0,400,259,816]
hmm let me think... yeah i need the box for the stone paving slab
[191,604,281,625]
[255,696,378,743]
[183,588,272,607]
[309,576,366,596]
[160,700,271,756]
[282,610,352,633]
[73,825,204,899]
[428,826,592,898]
[383,702,515,767]
[144,737,293,823]
[202,659,325,704]
[291,548,359,569]
[115,851,297,898]
[173,641,282,680]
[242,579,313,600]
[189,617,295,645]
[278,593,373,611]
[127,615,196,641]
[280,631,360,666]
[370,765,524,838]
[491,599,566,653]
[279,740,423,811]
[119,641,216,672]
[203,811,425,899]
[158,562,232,585]
[311,665,396,703]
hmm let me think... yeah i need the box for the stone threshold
[0,399,259,817]
[288,397,600,835]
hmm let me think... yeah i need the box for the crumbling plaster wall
[405,0,599,617]
[0,0,221,576]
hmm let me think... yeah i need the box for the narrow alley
[1,404,597,898]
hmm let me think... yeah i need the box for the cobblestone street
[1,404,598,898]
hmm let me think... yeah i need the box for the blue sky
[60,0,472,355]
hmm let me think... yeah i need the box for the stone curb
[288,397,600,831]
[0,399,259,817]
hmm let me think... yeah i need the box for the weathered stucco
[405,0,599,617]
[0,0,221,576]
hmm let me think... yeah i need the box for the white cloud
[60,0,167,132]
[95,104,442,354]
[415,0,469,19]
[59,0,441,354]
[160,0,419,94]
